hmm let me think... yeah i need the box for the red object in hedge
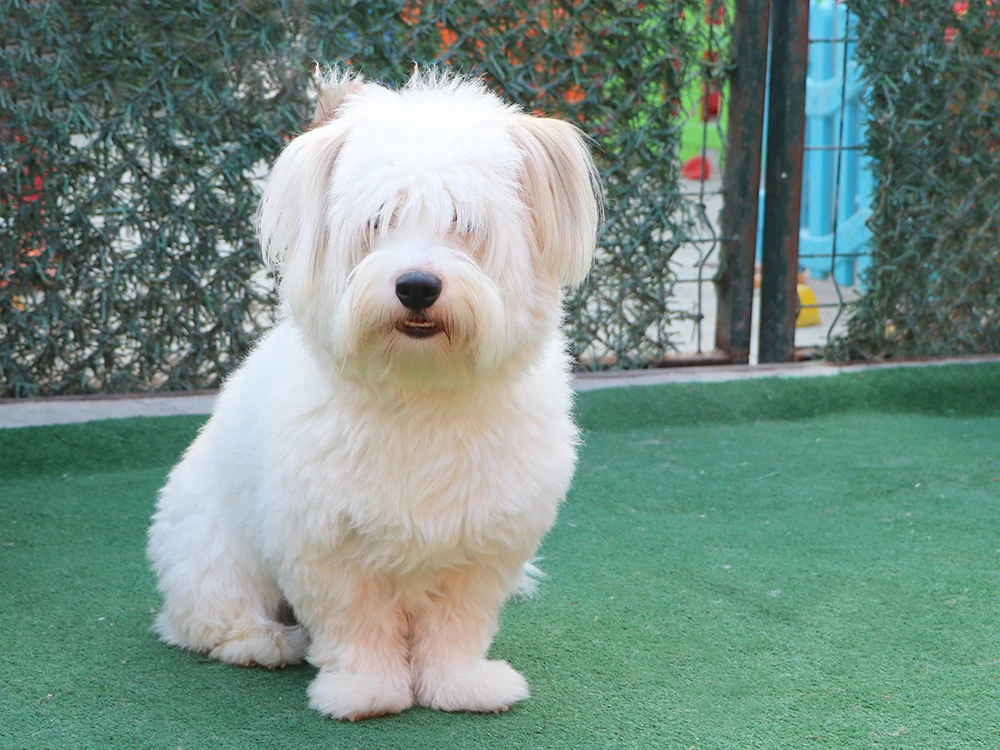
[705,0,725,26]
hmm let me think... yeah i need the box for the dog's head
[257,68,601,389]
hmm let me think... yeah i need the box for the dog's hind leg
[148,468,308,668]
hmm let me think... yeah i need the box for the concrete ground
[0,393,217,429]
[3,356,998,429]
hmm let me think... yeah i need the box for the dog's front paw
[307,668,413,721]
[415,660,529,713]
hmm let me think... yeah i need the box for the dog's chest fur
[260,359,577,573]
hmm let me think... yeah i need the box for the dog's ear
[511,115,603,287]
[256,123,350,320]
[311,67,365,128]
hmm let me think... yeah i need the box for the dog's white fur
[147,68,601,720]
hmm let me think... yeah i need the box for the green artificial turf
[3,363,1000,749]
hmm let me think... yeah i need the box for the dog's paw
[415,659,529,713]
[209,623,308,668]
[307,668,414,721]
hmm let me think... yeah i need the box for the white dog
[147,68,601,720]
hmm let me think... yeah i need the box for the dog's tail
[514,559,547,600]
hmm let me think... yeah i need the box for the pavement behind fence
[2,356,998,429]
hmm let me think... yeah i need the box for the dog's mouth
[396,316,444,339]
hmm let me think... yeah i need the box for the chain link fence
[1,0,733,397]
[831,0,1000,360]
[3,1,996,397]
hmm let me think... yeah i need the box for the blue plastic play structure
[758,0,874,288]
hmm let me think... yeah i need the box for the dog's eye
[451,211,474,236]
[366,207,398,238]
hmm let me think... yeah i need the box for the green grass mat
[3,363,1000,748]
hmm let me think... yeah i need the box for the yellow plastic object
[796,283,821,327]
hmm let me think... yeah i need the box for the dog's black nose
[395,272,442,311]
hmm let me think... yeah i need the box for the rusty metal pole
[715,0,772,364]
[758,0,809,363]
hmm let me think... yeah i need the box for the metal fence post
[758,0,809,363]
[715,0,771,364]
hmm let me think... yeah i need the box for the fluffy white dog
[147,68,601,720]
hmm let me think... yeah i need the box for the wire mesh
[0,0,733,397]
[790,0,866,356]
